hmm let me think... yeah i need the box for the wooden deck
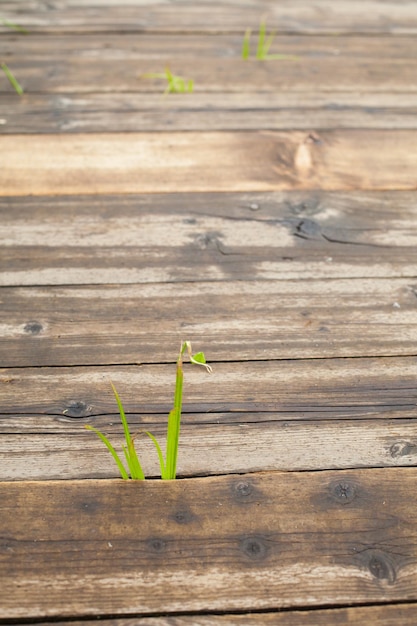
[1,1,417,623]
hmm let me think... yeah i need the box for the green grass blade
[242,28,251,60]
[187,79,194,92]
[165,67,174,81]
[1,63,23,95]
[164,342,187,479]
[122,441,144,480]
[166,409,180,479]
[256,21,266,59]
[111,382,132,448]
[111,382,145,480]
[85,425,129,479]
[145,431,167,479]
[127,439,146,480]
[261,32,275,58]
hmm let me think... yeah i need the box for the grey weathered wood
[2,130,417,195]
[2,191,417,285]
[6,33,417,60]
[1,469,416,618]
[2,92,417,133]
[2,1,417,34]
[1,419,417,480]
[1,278,417,366]
[1,357,416,417]
[2,0,417,620]
[2,33,417,95]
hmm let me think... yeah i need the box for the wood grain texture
[1,469,417,618]
[1,278,417,366]
[2,419,417,480]
[20,603,417,625]
[3,92,417,133]
[2,191,417,286]
[2,1,417,34]
[2,33,417,95]
[2,130,417,195]
[8,33,417,61]
[1,357,417,417]
[2,0,417,621]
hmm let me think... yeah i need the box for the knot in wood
[170,509,194,525]
[240,536,268,561]
[235,481,252,497]
[23,321,43,335]
[368,551,397,583]
[64,400,91,418]
[148,538,167,553]
[331,481,356,504]
[390,441,416,458]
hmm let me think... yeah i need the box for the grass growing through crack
[242,20,298,61]
[86,342,211,480]
[1,63,24,95]
[0,18,28,34]
[1,18,27,94]
[142,67,194,94]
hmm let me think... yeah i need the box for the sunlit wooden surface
[1,1,417,622]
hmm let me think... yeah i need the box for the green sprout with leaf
[242,20,297,61]
[142,67,194,94]
[86,342,211,480]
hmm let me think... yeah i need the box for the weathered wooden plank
[2,33,417,95]
[1,418,417,480]
[1,469,416,618]
[2,92,417,133]
[5,33,417,61]
[2,191,417,285]
[1,278,417,366]
[2,243,416,285]
[20,603,417,625]
[2,1,417,34]
[1,130,417,195]
[1,357,416,417]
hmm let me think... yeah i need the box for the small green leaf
[191,351,206,364]
[190,351,213,373]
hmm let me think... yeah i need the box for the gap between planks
[6,603,417,626]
